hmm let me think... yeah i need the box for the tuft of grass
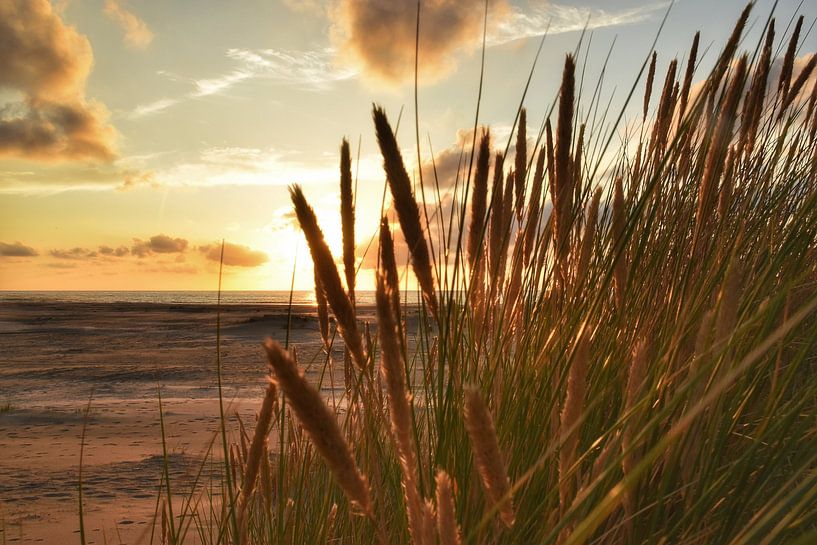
[79,3,817,544]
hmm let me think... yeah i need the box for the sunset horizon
[3,1,817,544]
[4,0,813,291]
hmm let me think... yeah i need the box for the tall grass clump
[139,3,817,544]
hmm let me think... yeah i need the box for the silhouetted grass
[98,3,817,544]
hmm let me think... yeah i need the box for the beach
[0,296,357,544]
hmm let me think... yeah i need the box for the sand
[0,300,363,545]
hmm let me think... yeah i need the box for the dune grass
[102,3,817,544]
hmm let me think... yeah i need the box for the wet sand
[0,300,362,544]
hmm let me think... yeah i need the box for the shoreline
[0,299,361,544]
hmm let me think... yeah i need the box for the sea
[0,290,422,306]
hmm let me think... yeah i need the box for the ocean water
[0,290,423,306]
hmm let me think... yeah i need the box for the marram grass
[108,4,817,544]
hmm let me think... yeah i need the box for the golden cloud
[0,241,38,257]
[199,242,269,267]
[98,245,130,257]
[104,0,154,49]
[50,247,97,259]
[132,235,189,257]
[0,0,117,162]
[331,0,509,84]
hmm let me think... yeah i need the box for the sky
[0,0,815,291]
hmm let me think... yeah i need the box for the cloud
[50,247,97,259]
[148,145,383,188]
[130,98,180,118]
[331,0,499,84]
[199,242,269,267]
[328,1,669,83]
[420,124,517,189]
[224,48,356,89]
[0,241,38,257]
[260,207,300,234]
[770,53,817,109]
[104,0,154,49]
[0,0,117,161]
[192,63,253,98]
[48,244,128,260]
[120,169,157,190]
[488,2,670,47]
[683,53,817,125]
[98,245,130,257]
[0,164,154,193]
[130,48,355,118]
[422,128,472,190]
[185,48,354,101]
[132,234,189,257]
[0,101,116,161]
